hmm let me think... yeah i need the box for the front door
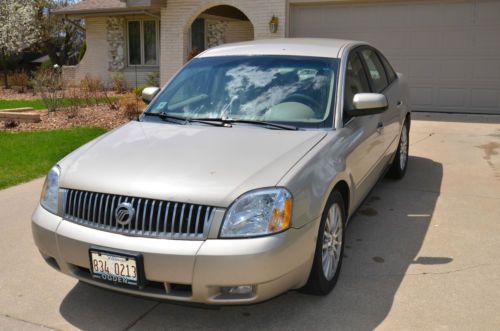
[343,50,387,207]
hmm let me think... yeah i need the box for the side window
[344,52,371,112]
[360,49,389,93]
[378,52,398,83]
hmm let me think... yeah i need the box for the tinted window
[344,53,371,112]
[128,21,141,65]
[360,49,388,93]
[378,52,398,83]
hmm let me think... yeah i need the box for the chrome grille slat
[163,202,170,233]
[97,194,104,226]
[63,189,214,240]
[110,196,116,228]
[171,203,177,234]
[187,205,194,235]
[142,199,148,234]
[194,206,202,236]
[155,201,163,235]
[148,201,155,234]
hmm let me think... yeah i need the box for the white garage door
[290,0,500,114]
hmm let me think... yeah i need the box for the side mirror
[348,93,388,116]
[142,87,160,104]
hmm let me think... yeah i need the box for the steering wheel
[282,93,321,111]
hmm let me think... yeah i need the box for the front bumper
[32,204,319,304]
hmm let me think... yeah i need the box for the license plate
[90,250,140,286]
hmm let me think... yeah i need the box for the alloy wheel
[322,203,343,280]
[399,125,409,170]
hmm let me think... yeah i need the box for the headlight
[40,165,60,215]
[220,188,293,238]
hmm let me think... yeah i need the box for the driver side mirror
[348,93,388,116]
[142,87,161,104]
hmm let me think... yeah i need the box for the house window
[128,20,159,66]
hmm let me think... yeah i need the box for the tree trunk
[0,49,9,89]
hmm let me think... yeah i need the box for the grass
[0,128,107,190]
[0,97,119,110]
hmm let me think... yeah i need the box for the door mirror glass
[349,93,388,116]
[142,87,161,104]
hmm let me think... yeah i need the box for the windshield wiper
[145,113,299,130]
[193,118,299,131]
[144,112,188,124]
[144,112,224,127]
[226,119,299,131]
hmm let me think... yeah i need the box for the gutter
[53,9,161,19]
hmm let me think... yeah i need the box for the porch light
[269,15,279,33]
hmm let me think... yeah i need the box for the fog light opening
[216,285,256,300]
[228,285,254,295]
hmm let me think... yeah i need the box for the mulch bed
[0,87,40,100]
[1,105,132,132]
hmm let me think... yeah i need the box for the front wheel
[387,119,410,179]
[302,190,345,295]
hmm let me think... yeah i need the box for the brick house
[56,0,500,114]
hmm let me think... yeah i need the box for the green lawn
[0,128,107,190]
[0,97,118,110]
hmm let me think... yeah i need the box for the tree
[38,0,84,67]
[0,0,41,88]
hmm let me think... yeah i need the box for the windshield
[146,56,339,129]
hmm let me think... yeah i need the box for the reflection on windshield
[147,56,339,128]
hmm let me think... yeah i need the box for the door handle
[377,122,384,132]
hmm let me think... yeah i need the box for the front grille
[63,189,215,240]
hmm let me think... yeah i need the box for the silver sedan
[32,38,410,304]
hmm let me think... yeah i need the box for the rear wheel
[387,120,409,179]
[302,190,345,295]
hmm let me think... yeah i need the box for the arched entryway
[188,5,254,60]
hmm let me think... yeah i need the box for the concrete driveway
[1,113,499,330]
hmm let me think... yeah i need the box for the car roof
[197,38,367,59]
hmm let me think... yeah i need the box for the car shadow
[60,155,444,330]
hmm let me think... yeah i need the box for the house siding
[64,17,109,85]
[64,16,160,87]
[225,20,254,44]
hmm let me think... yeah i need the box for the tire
[387,119,410,179]
[302,190,345,296]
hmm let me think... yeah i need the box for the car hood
[59,121,326,207]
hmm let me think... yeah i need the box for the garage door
[290,0,500,114]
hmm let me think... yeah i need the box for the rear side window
[378,52,398,83]
[360,49,388,93]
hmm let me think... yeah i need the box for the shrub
[146,71,160,87]
[10,71,30,93]
[133,84,147,97]
[120,93,140,119]
[80,74,103,94]
[66,88,85,118]
[40,59,54,70]
[32,68,65,112]
[120,92,147,119]
[110,72,128,94]
[80,74,104,106]
[3,120,20,129]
